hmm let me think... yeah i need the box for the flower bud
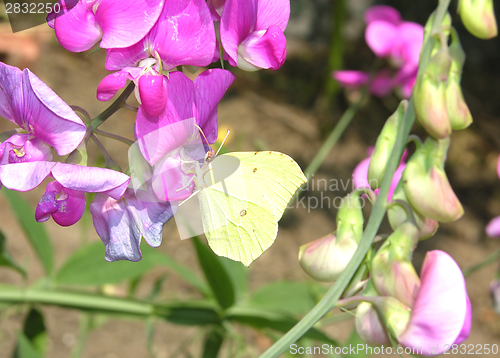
[354,296,411,345]
[402,137,464,223]
[371,223,421,307]
[336,191,364,244]
[459,0,497,40]
[298,232,358,282]
[413,50,452,139]
[368,101,407,187]
[388,180,439,240]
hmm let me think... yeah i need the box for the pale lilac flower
[47,0,165,52]
[334,5,423,98]
[352,147,406,201]
[90,188,174,261]
[0,62,86,187]
[399,250,471,354]
[219,0,290,71]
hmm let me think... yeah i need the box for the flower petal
[333,70,369,87]
[220,0,257,66]
[153,0,216,70]
[51,163,130,199]
[365,21,398,57]
[24,69,86,155]
[0,161,55,191]
[52,0,102,52]
[194,69,235,143]
[152,152,196,202]
[364,5,401,25]
[399,250,469,355]
[36,180,86,226]
[353,157,371,189]
[138,75,167,117]
[96,71,129,101]
[255,0,290,31]
[90,192,142,261]
[369,70,394,97]
[238,25,287,70]
[486,216,500,238]
[95,0,165,49]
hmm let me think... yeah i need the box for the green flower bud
[368,101,407,188]
[446,30,473,130]
[413,50,452,139]
[459,0,497,40]
[336,191,364,244]
[371,223,421,307]
[402,137,464,223]
[388,180,439,240]
[298,232,358,282]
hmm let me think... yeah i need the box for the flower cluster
[334,5,424,98]
[0,0,291,262]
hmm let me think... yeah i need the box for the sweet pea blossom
[90,188,174,261]
[398,251,471,354]
[219,0,290,71]
[352,147,406,201]
[349,251,471,355]
[47,0,165,52]
[0,62,86,186]
[334,5,424,98]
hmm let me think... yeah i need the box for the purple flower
[219,0,290,71]
[48,0,165,52]
[90,189,174,261]
[334,5,423,98]
[0,62,86,157]
[0,62,86,187]
[35,180,86,227]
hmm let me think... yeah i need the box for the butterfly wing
[199,151,307,266]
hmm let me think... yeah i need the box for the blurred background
[1,0,500,357]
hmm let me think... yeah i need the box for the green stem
[463,247,500,277]
[70,313,91,358]
[259,2,451,356]
[94,128,135,146]
[90,81,135,129]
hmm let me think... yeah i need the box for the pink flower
[334,5,423,98]
[219,0,290,71]
[48,0,165,52]
[399,251,471,354]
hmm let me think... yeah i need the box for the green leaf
[0,230,26,276]
[227,307,337,345]
[218,257,248,302]
[2,189,53,275]
[147,248,210,297]
[193,237,235,309]
[55,241,157,286]
[13,309,47,358]
[202,326,225,358]
[247,281,317,317]
[15,332,43,358]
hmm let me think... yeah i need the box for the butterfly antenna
[215,129,230,156]
[194,123,214,153]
